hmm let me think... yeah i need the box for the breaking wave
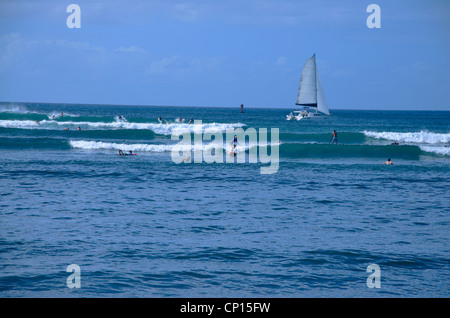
[68,140,271,153]
[419,146,450,156]
[363,131,450,144]
[0,119,245,136]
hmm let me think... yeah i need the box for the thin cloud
[114,46,148,53]
[275,56,288,66]
[146,55,225,78]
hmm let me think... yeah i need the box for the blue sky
[0,0,449,110]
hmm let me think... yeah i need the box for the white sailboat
[286,54,330,120]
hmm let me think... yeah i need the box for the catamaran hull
[286,109,326,121]
[286,114,305,120]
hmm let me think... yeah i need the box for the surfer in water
[119,149,136,156]
[52,112,63,120]
[331,130,338,144]
[230,135,239,157]
[383,158,394,165]
[232,145,238,157]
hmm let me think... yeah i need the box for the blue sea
[0,102,449,297]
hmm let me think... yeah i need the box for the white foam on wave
[0,120,40,128]
[68,139,277,153]
[0,104,34,114]
[69,140,229,153]
[69,140,174,152]
[0,119,245,135]
[0,104,77,117]
[363,131,450,144]
[420,146,450,156]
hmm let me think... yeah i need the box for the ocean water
[0,102,449,297]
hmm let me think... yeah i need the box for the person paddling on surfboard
[119,149,136,156]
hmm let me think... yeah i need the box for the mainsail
[296,54,330,116]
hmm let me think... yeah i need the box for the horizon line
[0,100,449,112]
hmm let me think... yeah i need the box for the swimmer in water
[383,158,394,165]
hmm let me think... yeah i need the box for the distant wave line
[0,120,246,135]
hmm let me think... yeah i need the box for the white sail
[295,54,330,116]
[296,55,317,106]
[316,70,330,116]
